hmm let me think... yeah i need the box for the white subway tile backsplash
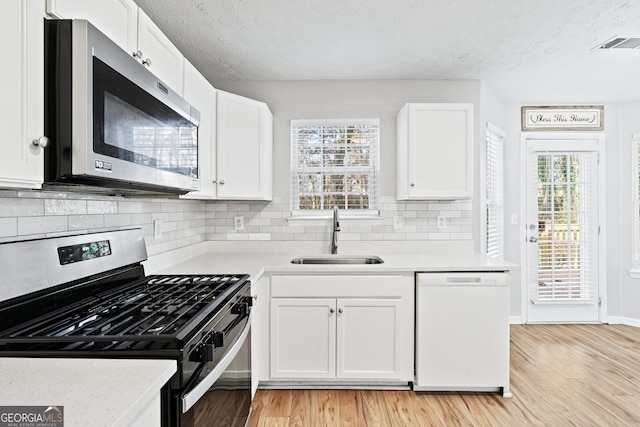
[117,201,143,214]
[68,215,105,231]
[0,198,44,217]
[18,216,67,235]
[0,218,17,238]
[249,233,272,241]
[87,200,117,214]
[104,214,132,227]
[45,199,87,216]
[2,189,473,254]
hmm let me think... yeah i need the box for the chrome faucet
[331,206,340,254]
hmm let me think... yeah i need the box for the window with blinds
[633,135,640,267]
[290,119,379,215]
[485,125,504,258]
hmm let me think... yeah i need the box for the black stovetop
[0,271,249,352]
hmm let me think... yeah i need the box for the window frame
[290,118,380,217]
[484,123,505,258]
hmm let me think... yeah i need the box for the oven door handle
[181,312,252,413]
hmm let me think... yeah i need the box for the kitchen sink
[290,255,384,265]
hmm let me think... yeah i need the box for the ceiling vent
[598,36,640,49]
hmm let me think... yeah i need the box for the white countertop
[0,358,176,427]
[153,247,518,279]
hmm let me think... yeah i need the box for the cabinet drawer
[271,275,409,298]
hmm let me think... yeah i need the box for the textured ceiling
[134,0,640,103]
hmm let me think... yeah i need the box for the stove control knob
[202,344,214,362]
[211,331,224,348]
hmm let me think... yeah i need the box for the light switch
[511,214,518,225]
[153,219,162,239]
[393,215,403,230]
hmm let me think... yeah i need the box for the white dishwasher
[414,272,511,397]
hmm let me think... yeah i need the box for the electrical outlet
[393,215,403,230]
[436,215,446,230]
[234,216,244,231]
[153,219,162,239]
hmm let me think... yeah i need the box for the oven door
[180,309,252,426]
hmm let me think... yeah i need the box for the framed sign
[521,105,604,131]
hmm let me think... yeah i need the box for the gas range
[0,229,253,427]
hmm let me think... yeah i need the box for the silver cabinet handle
[219,180,225,185]
[329,308,335,314]
[338,308,343,314]
[32,136,49,148]
[529,236,538,243]
[132,50,143,59]
[142,58,152,67]
[410,182,416,188]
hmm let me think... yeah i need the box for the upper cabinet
[0,0,46,189]
[46,0,138,54]
[181,60,217,200]
[47,0,184,94]
[216,91,273,201]
[396,103,473,200]
[135,9,183,95]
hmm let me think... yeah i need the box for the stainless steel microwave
[44,19,200,195]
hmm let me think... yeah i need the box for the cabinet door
[336,299,403,379]
[46,0,138,54]
[216,91,273,200]
[0,0,45,189]
[397,103,473,200]
[270,299,335,379]
[181,60,216,199]
[136,9,183,95]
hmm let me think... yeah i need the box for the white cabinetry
[46,0,138,54]
[269,274,413,382]
[135,9,183,94]
[181,60,217,199]
[397,103,473,200]
[216,91,273,200]
[271,298,336,378]
[0,0,46,189]
[47,0,184,94]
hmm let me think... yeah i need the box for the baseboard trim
[606,316,640,328]
[509,315,523,324]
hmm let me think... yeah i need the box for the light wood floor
[246,324,640,427]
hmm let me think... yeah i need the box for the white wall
[614,101,640,322]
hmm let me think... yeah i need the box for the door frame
[519,132,607,323]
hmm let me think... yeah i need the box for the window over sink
[290,119,380,216]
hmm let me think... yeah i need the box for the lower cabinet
[268,274,413,382]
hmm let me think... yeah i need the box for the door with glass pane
[525,140,599,323]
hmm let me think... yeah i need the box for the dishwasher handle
[417,272,509,286]
[446,277,481,283]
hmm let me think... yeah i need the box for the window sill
[629,268,640,279]
[287,215,383,227]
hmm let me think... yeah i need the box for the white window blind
[528,151,597,303]
[485,125,504,258]
[633,135,640,267]
[290,119,379,215]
